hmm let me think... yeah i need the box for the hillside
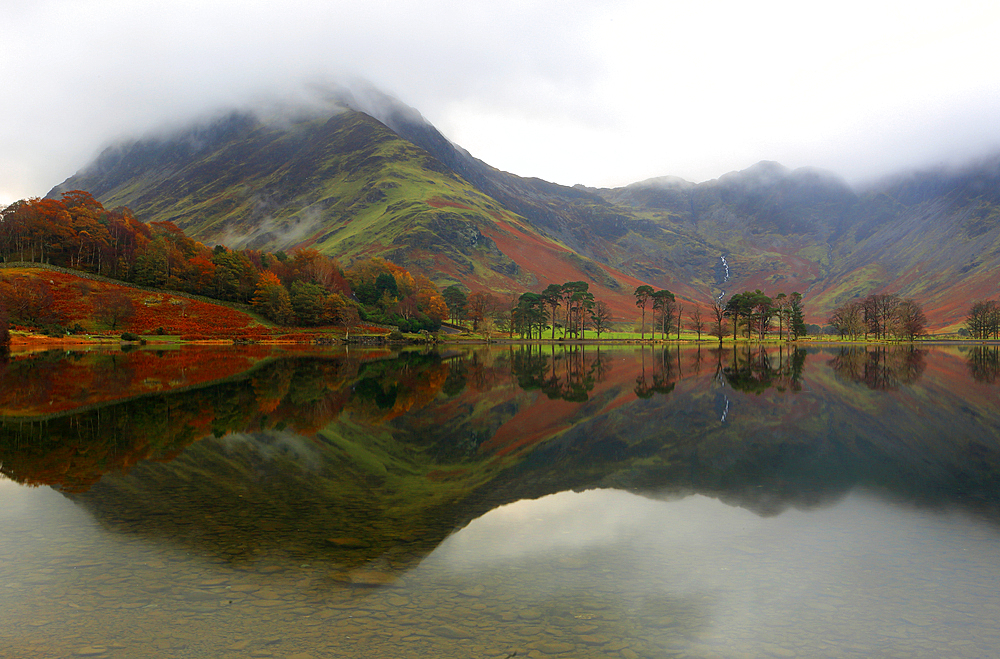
[50,90,1000,329]
[51,107,645,319]
[0,266,270,341]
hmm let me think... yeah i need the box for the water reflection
[3,344,1000,656]
[419,489,1000,658]
[967,345,1000,383]
[827,345,927,389]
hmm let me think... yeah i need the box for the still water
[1,344,999,658]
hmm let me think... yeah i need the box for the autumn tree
[828,300,866,339]
[895,299,927,341]
[0,276,59,326]
[93,288,135,330]
[251,271,293,324]
[467,291,498,332]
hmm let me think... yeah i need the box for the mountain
[50,88,1000,329]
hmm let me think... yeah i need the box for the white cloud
[3,0,1000,205]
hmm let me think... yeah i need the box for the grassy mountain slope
[50,90,1000,329]
[51,108,641,315]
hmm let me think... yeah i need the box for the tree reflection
[721,345,806,393]
[966,346,1000,384]
[635,346,677,399]
[828,346,927,390]
[508,344,610,402]
[0,350,451,492]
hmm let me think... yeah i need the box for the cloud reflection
[435,490,758,568]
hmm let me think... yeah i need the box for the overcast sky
[4,0,1000,207]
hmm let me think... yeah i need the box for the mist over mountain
[50,87,1000,329]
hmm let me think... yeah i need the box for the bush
[121,332,141,342]
[388,329,404,342]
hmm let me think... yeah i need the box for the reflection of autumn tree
[348,352,450,423]
[966,346,1000,384]
[828,346,926,390]
[0,350,451,492]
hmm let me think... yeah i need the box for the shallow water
[1,344,999,658]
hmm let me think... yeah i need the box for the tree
[0,276,59,326]
[634,285,654,340]
[592,300,612,337]
[676,302,684,340]
[574,290,595,339]
[689,307,704,341]
[467,291,497,332]
[494,293,519,338]
[773,293,788,339]
[374,272,399,306]
[789,292,807,340]
[745,292,773,341]
[651,289,675,341]
[514,292,546,339]
[442,285,467,325]
[93,288,135,330]
[251,271,293,324]
[290,280,328,326]
[895,298,927,341]
[828,300,865,339]
[967,300,1000,339]
[541,283,564,339]
[724,292,751,340]
[862,293,900,340]
[709,301,727,344]
[562,282,590,338]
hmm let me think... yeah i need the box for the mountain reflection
[1,344,999,577]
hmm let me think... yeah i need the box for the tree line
[0,192,448,332]
[440,281,615,339]
[827,293,928,341]
[966,300,1000,339]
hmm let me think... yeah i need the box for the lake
[1,343,1000,658]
